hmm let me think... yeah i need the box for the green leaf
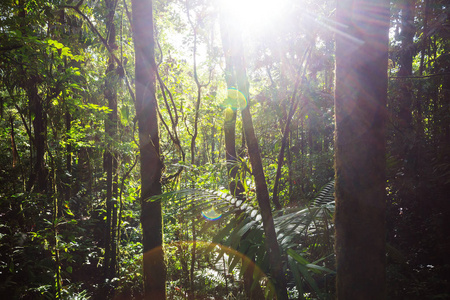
[305,263,335,274]
[287,248,309,265]
[121,105,130,124]
[287,249,323,299]
[288,256,306,300]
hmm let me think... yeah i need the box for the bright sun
[219,0,287,33]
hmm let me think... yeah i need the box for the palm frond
[311,180,335,207]
[149,181,336,299]
[150,188,260,222]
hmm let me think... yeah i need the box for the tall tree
[131,0,166,298]
[220,13,264,299]
[397,0,416,173]
[26,80,48,193]
[220,5,288,300]
[103,0,119,285]
[238,56,288,300]
[220,14,245,200]
[334,0,390,299]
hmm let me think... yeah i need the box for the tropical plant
[149,180,336,299]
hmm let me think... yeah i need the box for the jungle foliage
[0,0,449,299]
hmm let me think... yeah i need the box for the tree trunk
[415,0,428,217]
[239,73,288,300]
[104,0,118,283]
[272,87,303,209]
[334,0,389,299]
[221,18,264,300]
[220,8,287,299]
[131,0,166,298]
[211,125,216,163]
[221,33,245,197]
[10,115,19,169]
[189,222,196,300]
[397,0,415,173]
[27,80,47,193]
[64,110,71,208]
[223,108,246,197]
[186,2,206,166]
[272,47,310,208]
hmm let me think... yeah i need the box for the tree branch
[389,72,450,79]
[62,4,135,103]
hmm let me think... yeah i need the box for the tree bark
[334,0,389,299]
[131,0,166,298]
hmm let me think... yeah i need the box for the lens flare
[221,88,247,111]
[142,241,273,298]
[201,207,222,221]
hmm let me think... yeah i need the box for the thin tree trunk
[415,0,427,217]
[222,39,245,196]
[47,149,61,299]
[185,7,202,287]
[110,160,119,279]
[220,16,261,299]
[211,125,216,163]
[219,6,246,199]
[27,80,47,192]
[10,115,19,169]
[397,0,415,168]
[186,1,206,166]
[131,0,166,298]
[239,77,288,300]
[190,86,201,165]
[286,131,293,203]
[308,118,313,175]
[223,108,245,197]
[334,0,389,299]
[300,118,305,197]
[64,110,71,206]
[52,184,61,299]
[189,222,196,300]
[272,46,312,208]
[220,13,288,300]
[104,0,118,282]
[220,9,287,298]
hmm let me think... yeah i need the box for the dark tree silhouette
[334,0,390,299]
